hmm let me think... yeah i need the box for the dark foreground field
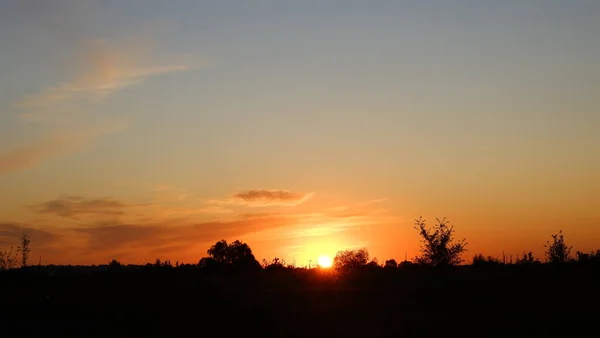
[1,265,598,338]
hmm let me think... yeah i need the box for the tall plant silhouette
[544,230,572,263]
[20,231,31,267]
[414,217,467,267]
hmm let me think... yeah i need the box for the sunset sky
[1,1,599,266]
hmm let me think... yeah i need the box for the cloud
[73,214,294,257]
[29,196,130,219]
[195,206,233,214]
[15,39,187,114]
[211,189,314,207]
[10,192,395,264]
[3,25,195,174]
[360,198,389,206]
[0,223,58,248]
[238,212,281,219]
[0,121,128,175]
[148,205,233,219]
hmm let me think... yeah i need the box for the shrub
[414,217,467,267]
[544,231,572,264]
[472,254,501,266]
[333,248,369,272]
[515,251,539,265]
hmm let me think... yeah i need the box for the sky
[1,0,599,266]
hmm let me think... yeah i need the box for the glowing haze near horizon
[1,1,599,266]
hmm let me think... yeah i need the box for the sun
[317,255,333,268]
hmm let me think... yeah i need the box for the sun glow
[317,255,333,268]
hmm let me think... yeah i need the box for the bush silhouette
[472,254,501,266]
[384,259,398,268]
[515,251,540,265]
[333,248,369,272]
[108,259,123,271]
[414,217,467,267]
[262,257,287,272]
[0,246,19,271]
[544,230,572,264]
[575,250,600,264]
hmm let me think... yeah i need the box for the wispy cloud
[29,196,133,219]
[0,223,58,249]
[210,189,315,207]
[2,22,196,175]
[72,213,294,260]
[0,121,127,175]
[15,39,188,120]
[12,191,395,264]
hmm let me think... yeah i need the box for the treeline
[2,217,599,274]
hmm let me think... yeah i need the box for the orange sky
[1,186,598,266]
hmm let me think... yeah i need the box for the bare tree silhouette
[0,246,19,271]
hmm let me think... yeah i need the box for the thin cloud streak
[4,27,193,173]
[0,223,57,248]
[15,39,187,113]
[72,214,294,258]
[29,196,131,219]
[7,193,396,264]
[209,189,315,207]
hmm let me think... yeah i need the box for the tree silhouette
[108,259,123,271]
[204,239,260,271]
[20,231,31,267]
[384,259,398,268]
[414,217,467,267]
[198,257,219,269]
[227,240,257,266]
[544,230,572,264]
[333,248,369,272]
[207,240,230,264]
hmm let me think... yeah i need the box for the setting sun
[317,255,333,268]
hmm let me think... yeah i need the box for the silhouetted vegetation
[0,246,19,271]
[19,231,30,268]
[472,253,502,266]
[1,231,31,271]
[576,250,600,264]
[516,251,540,265]
[199,239,261,272]
[384,258,397,268]
[1,222,599,337]
[333,248,369,272]
[544,230,572,263]
[414,217,467,266]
